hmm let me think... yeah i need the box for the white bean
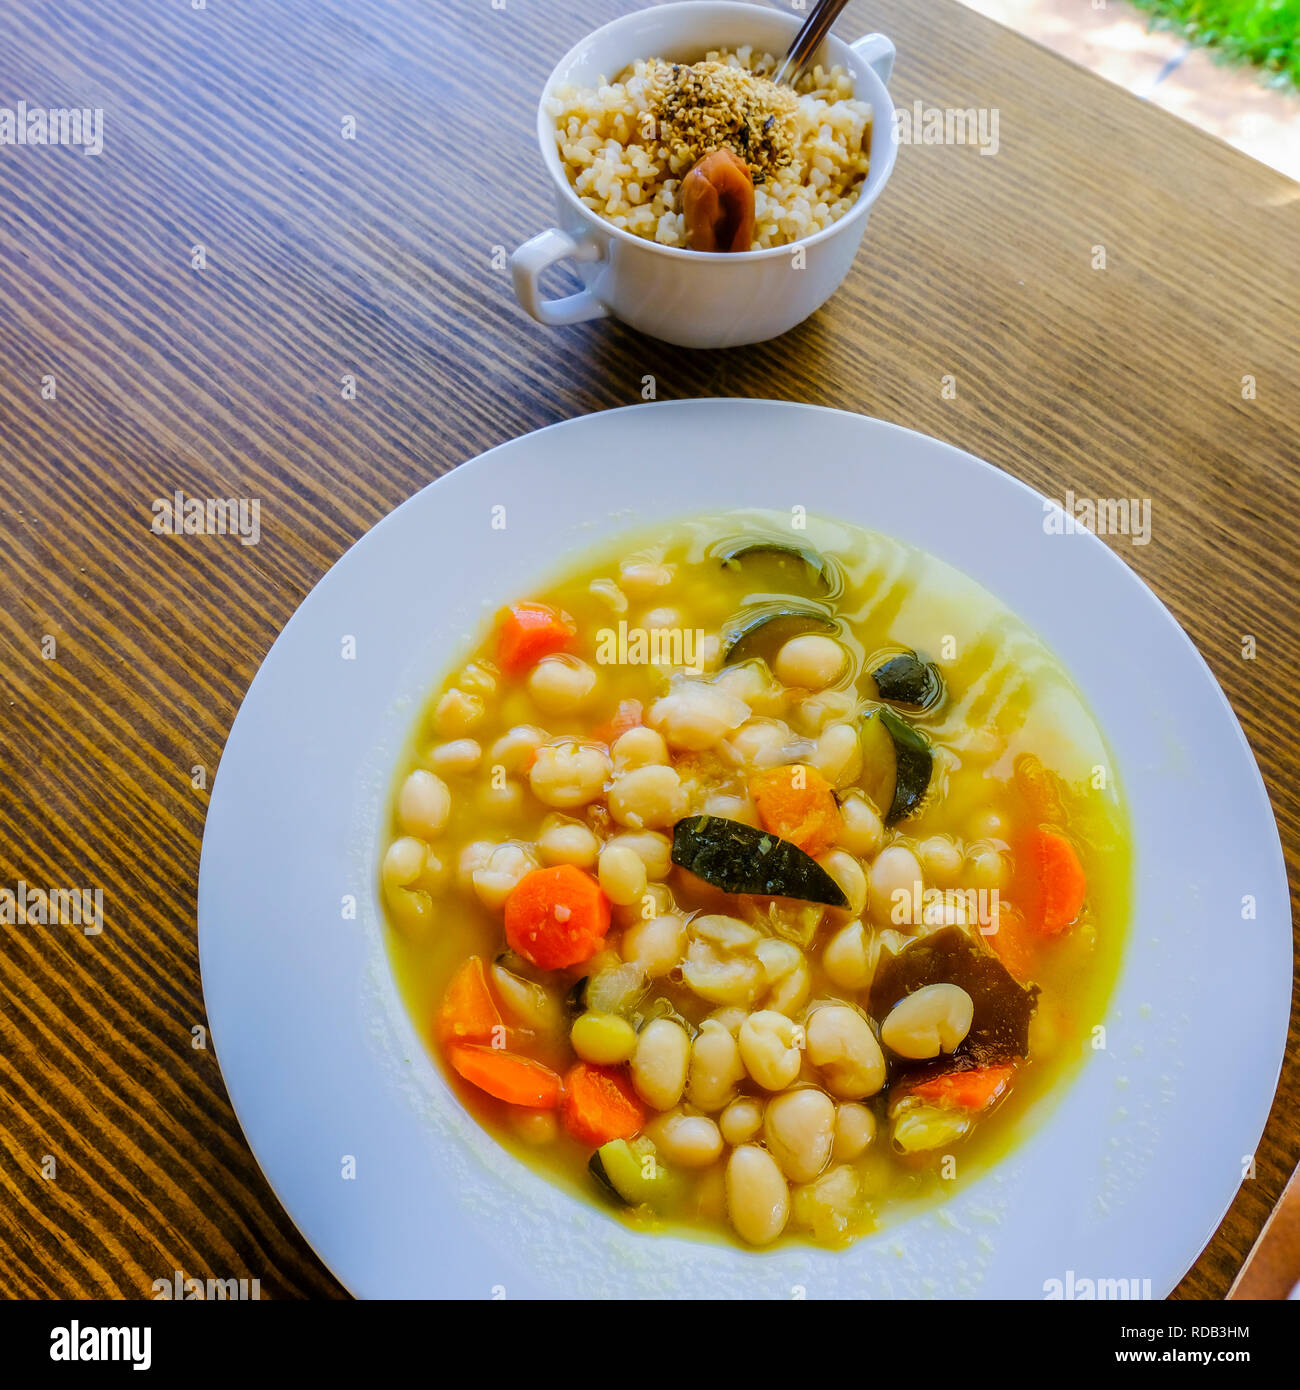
[681,944,765,1007]
[726,1145,790,1246]
[611,725,668,770]
[699,791,759,825]
[794,688,858,735]
[727,718,793,767]
[528,741,611,809]
[588,577,628,613]
[471,842,538,911]
[687,1019,745,1112]
[605,830,672,879]
[832,1102,877,1161]
[767,957,811,1015]
[489,724,548,774]
[719,1096,764,1146]
[598,843,648,906]
[433,687,483,737]
[382,835,427,891]
[527,655,598,713]
[456,840,492,893]
[713,661,770,705]
[608,764,687,828]
[648,681,749,751]
[621,913,684,978]
[764,1088,835,1183]
[969,846,1009,890]
[868,845,924,926]
[645,1110,723,1167]
[917,835,963,886]
[773,634,845,690]
[791,1164,861,1237]
[823,920,873,990]
[619,559,673,598]
[880,983,974,1060]
[398,769,451,839]
[426,739,482,775]
[491,965,564,1035]
[805,1004,886,1099]
[537,816,600,868]
[818,849,867,917]
[811,723,862,786]
[631,1018,690,1110]
[737,1010,803,1091]
[837,795,883,856]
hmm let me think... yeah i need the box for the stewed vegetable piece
[870,651,945,711]
[721,601,837,666]
[859,705,933,824]
[670,815,849,906]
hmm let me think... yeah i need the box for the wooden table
[0,0,1295,1300]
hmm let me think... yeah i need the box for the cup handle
[850,33,895,86]
[510,228,610,326]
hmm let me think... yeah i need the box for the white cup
[511,1,897,349]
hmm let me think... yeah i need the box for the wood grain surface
[0,0,1295,1300]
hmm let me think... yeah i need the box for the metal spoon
[772,0,853,87]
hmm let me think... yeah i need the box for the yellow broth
[381,512,1130,1248]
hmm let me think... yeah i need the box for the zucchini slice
[590,1137,671,1207]
[721,601,836,666]
[717,540,835,593]
[859,706,933,825]
[670,815,849,907]
[871,651,944,711]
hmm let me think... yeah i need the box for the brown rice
[549,46,873,250]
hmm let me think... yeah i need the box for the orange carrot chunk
[504,864,612,971]
[593,698,643,747]
[985,903,1036,983]
[561,1062,645,1146]
[496,601,577,676]
[448,1044,561,1108]
[750,763,842,856]
[909,1064,1015,1111]
[1022,827,1088,936]
[436,955,503,1048]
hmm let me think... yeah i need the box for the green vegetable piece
[718,540,835,593]
[871,651,944,711]
[670,815,849,907]
[589,1137,671,1207]
[721,602,836,666]
[859,706,933,825]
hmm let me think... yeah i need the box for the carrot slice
[1018,827,1087,936]
[908,1064,1015,1111]
[749,763,842,856]
[985,903,1036,982]
[593,698,643,747]
[496,601,578,677]
[504,864,611,970]
[448,1044,561,1108]
[561,1063,645,1146]
[435,956,503,1048]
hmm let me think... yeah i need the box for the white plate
[198,400,1290,1299]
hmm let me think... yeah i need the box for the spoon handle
[773,0,853,87]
